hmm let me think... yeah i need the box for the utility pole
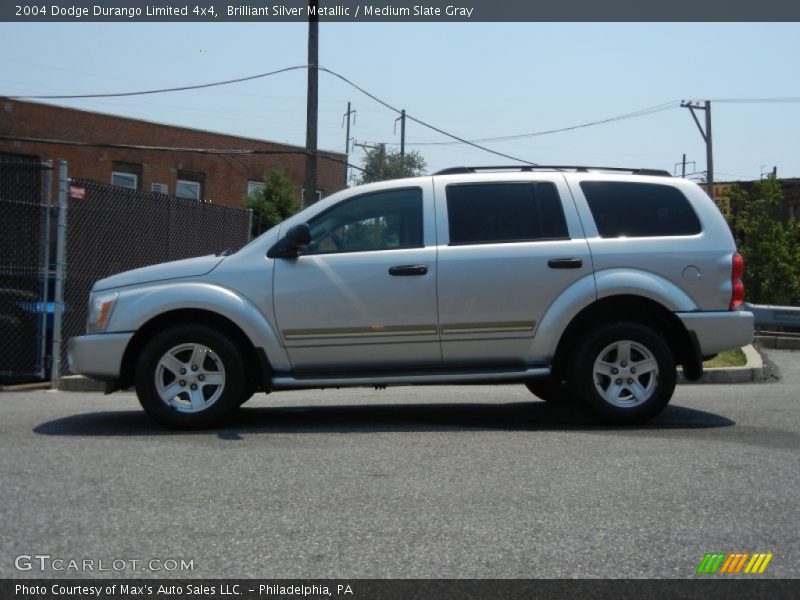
[303,0,319,207]
[342,102,356,187]
[681,100,713,197]
[674,154,696,178]
[394,109,406,158]
[760,166,778,180]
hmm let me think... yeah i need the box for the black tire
[570,321,676,424]
[135,324,246,429]
[525,378,576,404]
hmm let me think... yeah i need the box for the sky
[1,22,799,182]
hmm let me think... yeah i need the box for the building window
[176,170,204,201]
[111,161,142,190]
[176,180,201,200]
[0,152,39,163]
[247,181,266,196]
[151,182,168,195]
[301,188,323,204]
[111,172,138,190]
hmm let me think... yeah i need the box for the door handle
[389,264,429,276]
[547,257,583,269]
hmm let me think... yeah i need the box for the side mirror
[267,223,311,259]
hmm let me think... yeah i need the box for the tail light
[730,252,745,310]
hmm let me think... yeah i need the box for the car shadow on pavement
[33,401,735,437]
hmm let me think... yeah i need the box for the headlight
[86,292,119,333]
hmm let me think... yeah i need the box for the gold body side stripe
[440,321,537,335]
[283,324,438,341]
[284,320,537,340]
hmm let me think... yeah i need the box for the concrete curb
[755,334,800,351]
[56,375,106,392]
[678,344,765,384]
[0,381,51,392]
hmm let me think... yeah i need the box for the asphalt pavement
[1,348,798,579]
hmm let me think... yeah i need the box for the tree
[243,168,300,238]
[357,144,427,184]
[728,175,800,305]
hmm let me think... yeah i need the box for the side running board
[271,366,550,390]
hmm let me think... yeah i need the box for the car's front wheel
[570,321,676,424]
[135,324,246,428]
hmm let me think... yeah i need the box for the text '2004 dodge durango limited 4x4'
[68,166,754,428]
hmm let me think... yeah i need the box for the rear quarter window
[580,181,702,238]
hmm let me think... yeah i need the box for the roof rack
[433,166,672,177]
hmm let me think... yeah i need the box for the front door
[273,183,441,372]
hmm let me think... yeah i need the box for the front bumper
[67,332,134,381]
[676,310,754,356]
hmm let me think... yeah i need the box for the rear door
[433,174,593,366]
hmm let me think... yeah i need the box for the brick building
[0,98,346,208]
[713,178,800,222]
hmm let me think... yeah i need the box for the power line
[375,102,679,147]
[316,67,535,165]
[708,97,800,103]
[12,67,800,109]
[715,171,757,180]
[55,61,655,163]
[4,65,311,99]
[5,64,537,165]
[0,133,368,173]
[9,61,798,164]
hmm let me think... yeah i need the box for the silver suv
[68,166,754,428]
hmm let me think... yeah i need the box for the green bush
[729,175,800,306]
[243,168,300,238]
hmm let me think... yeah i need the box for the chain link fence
[0,160,252,383]
[0,159,53,381]
[61,178,252,374]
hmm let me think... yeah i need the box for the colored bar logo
[696,552,773,574]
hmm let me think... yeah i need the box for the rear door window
[580,181,701,238]
[446,182,569,245]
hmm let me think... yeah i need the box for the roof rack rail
[433,166,672,177]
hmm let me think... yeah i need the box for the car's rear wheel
[135,324,246,428]
[525,377,576,404]
[570,321,676,424]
